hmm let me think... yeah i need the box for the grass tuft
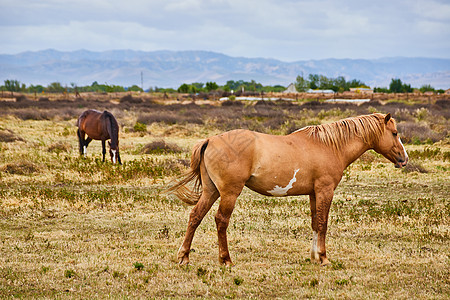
[2,161,39,175]
[402,162,428,173]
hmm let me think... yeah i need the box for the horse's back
[77,109,110,140]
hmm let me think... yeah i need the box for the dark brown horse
[169,113,408,266]
[77,109,122,164]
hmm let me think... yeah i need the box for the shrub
[133,122,147,132]
[141,140,183,154]
[221,98,242,106]
[415,108,430,121]
[137,112,178,125]
[47,142,71,153]
[120,95,143,104]
[15,95,30,102]
[408,147,444,160]
[397,122,445,144]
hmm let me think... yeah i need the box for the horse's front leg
[310,186,334,266]
[309,193,319,262]
[101,140,106,162]
[83,137,92,156]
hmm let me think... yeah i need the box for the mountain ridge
[1,49,449,89]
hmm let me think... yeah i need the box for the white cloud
[0,0,449,60]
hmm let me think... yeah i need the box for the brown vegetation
[0,93,448,298]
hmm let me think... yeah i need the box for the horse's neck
[338,138,371,169]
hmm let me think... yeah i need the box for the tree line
[295,74,445,94]
[1,76,445,95]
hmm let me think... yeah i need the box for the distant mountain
[0,49,449,89]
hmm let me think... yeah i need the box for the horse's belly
[245,171,313,197]
[83,127,108,140]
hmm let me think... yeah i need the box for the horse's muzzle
[395,156,408,168]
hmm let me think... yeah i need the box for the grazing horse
[76,109,122,164]
[169,113,408,266]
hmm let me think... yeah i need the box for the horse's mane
[298,113,386,150]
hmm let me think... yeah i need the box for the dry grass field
[0,95,449,298]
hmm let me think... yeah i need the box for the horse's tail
[166,139,209,205]
[104,111,119,147]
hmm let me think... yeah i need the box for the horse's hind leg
[178,170,219,265]
[215,188,243,266]
[77,129,83,155]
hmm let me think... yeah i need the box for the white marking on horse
[111,149,117,164]
[83,146,87,156]
[399,137,408,160]
[311,231,319,261]
[267,169,300,196]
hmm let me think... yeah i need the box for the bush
[47,142,71,153]
[397,122,445,144]
[141,140,183,154]
[120,95,143,103]
[15,95,30,102]
[133,122,147,132]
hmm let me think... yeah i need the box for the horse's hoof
[219,259,233,267]
[320,258,331,266]
[178,255,190,265]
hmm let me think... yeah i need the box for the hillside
[0,49,449,89]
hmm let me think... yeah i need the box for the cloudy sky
[1,0,449,61]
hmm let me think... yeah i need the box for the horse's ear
[384,113,391,124]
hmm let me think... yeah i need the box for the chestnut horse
[77,109,122,164]
[169,113,408,266]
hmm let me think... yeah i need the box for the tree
[191,82,204,90]
[389,78,412,93]
[295,75,309,92]
[178,83,190,93]
[127,85,143,92]
[29,84,44,93]
[308,74,319,90]
[205,81,218,92]
[389,78,403,93]
[419,84,434,93]
[46,82,65,93]
[4,79,21,92]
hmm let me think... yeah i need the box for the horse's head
[108,141,122,165]
[373,113,408,168]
